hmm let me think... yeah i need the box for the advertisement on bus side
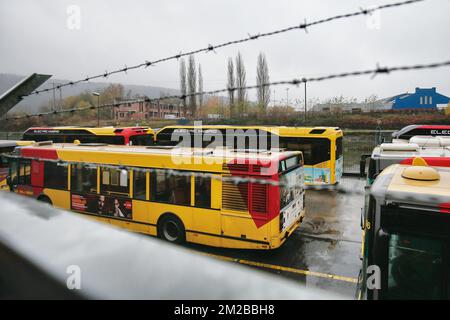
[71,193,133,219]
[335,156,343,182]
[304,167,330,184]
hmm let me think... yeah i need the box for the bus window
[71,164,98,194]
[195,176,211,208]
[367,158,377,182]
[18,159,31,185]
[44,161,68,190]
[133,170,147,200]
[101,168,130,196]
[386,233,443,300]
[336,137,343,159]
[280,137,330,166]
[0,155,8,168]
[9,158,18,186]
[150,170,191,206]
[99,136,126,145]
[130,135,153,146]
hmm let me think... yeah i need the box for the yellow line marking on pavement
[198,252,358,284]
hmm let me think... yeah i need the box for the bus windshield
[386,233,448,300]
[279,167,302,209]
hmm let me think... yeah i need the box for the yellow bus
[154,125,343,185]
[0,140,34,191]
[22,126,155,146]
[7,142,305,249]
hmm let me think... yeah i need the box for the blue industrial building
[385,87,450,110]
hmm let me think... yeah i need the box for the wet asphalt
[186,176,365,299]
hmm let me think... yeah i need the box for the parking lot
[187,176,365,298]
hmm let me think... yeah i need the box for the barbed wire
[20,0,426,98]
[5,59,450,121]
[5,152,364,194]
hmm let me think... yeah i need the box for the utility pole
[304,81,307,122]
[51,82,63,111]
[92,92,100,127]
[273,89,276,107]
[286,88,289,108]
[59,86,62,111]
[51,83,56,111]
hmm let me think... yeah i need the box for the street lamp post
[304,81,307,122]
[286,88,289,108]
[273,89,276,107]
[92,92,100,127]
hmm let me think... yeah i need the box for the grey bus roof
[372,143,450,160]
[371,165,450,209]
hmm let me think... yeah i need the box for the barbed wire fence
[3,0,427,111]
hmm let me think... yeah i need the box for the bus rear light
[439,202,450,214]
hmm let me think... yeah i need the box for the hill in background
[0,73,180,114]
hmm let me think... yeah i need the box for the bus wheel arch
[157,213,186,244]
[37,194,53,205]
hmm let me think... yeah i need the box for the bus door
[0,154,9,190]
[97,167,136,231]
[7,158,32,195]
[190,174,222,246]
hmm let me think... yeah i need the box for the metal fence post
[375,120,382,145]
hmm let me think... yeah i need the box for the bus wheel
[37,195,52,205]
[158,214,185,244]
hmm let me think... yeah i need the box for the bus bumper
[270,209,305,249]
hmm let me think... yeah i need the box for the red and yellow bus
[7,142,305,249]
[22,126,154,146]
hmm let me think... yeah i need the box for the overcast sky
[1,0,449,108]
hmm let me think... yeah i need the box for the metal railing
[343,130,394,174]
[0,132,22,140]
[0,192,342,299]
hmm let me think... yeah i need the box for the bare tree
[227,58,235,118]
[187,55,197,117]
[198,64,203,113]
[235,52,247,115]
[179,58,187,117]
[256,53,270,114]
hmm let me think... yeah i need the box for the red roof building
[114,99,184,120]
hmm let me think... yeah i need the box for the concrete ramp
[0,73,52,117]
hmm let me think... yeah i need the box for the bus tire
[37,195,52,206]
[158,214,185,244]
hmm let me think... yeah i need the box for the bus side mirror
[360,154,371,178]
